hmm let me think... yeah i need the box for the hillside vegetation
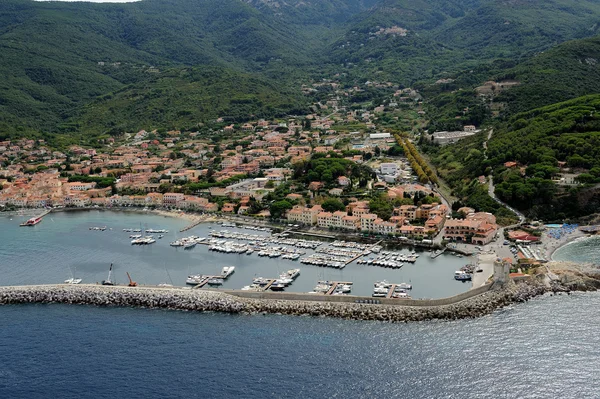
[73,67,308,136]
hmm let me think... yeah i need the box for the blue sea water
[3,211,600,398]
[2,292,600,398]
[553,235,600,265]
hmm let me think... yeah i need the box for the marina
[1,210,473,299]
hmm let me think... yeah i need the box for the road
[482,128,526,226]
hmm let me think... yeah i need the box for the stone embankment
[0,262,597,322]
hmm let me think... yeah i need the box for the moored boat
[101,263,115,286]
[20,216,43,226]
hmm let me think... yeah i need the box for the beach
[543,228,587,260]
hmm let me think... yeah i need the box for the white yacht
[186,275,204,285]
[221,266,235,278]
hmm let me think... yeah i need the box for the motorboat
[269,283,286,291]
[207,278,224,286]
[374,280,392,288]
[397,282,412,290]
[373,286,389,295]
[186,275,204,285]
[454,273,472,281]
[221,266,235,278]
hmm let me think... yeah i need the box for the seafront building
[443,212,498,245]
[286,201,449,237]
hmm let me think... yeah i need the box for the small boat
[64,277,82,285]
[454,273,472,281]
[20,216,43,226]
[207,278,224,286]
[397,283,413,290]
[186,275,205,285]
[102,263,115,286]
[221,266,235,278]
[269,283,286,291]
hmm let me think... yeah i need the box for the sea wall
[225,283,492,307]
[0,282,550,322]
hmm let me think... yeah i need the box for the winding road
[482,128,525,226]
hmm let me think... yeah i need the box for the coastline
[544,229,588,260]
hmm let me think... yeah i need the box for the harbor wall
[223,283,493,307]
[0,281,552,322]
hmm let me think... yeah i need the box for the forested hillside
[72,67,308,136]
[4,0,600,145]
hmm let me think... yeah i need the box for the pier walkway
[282,230,336,239]
[430,247,446,258]
[325,282,353,295]
[386,284,397,298]
[180,215,210,232]
[344,239,383,266]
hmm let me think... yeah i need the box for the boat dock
[344,239,383,266]
[430,248,446,258]
[180,215,210,232]
[263,279,277,291]
[325,282,353,295]
[386,285,397,298]
[282,230,336,239]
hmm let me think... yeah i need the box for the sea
[2,211,600,398]
[553,235,600,265]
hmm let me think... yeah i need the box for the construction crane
[126,272,138,287]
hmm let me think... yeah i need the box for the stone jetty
[0,262,597,322]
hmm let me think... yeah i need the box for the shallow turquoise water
[553,235,600,265]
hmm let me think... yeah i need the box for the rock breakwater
[2,262,598,322]
[0,279,565,322]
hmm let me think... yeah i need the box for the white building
[369,133,391,139]
[380,163,399,175]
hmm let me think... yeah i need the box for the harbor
[0,210,476,299]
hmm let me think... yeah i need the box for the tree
[270,200,293,219]
[265,180,275,189]
[321,198,346,212]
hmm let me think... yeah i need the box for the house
[338,176,350,187]
[360,213,378,232]
[221,203,236,213]
[163,193,184,207]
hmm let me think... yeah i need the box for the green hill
[0,0,318,137]
[5,0,600,141]
[328,0,600,84]
[71,66,308,136]
[494,36,600,114]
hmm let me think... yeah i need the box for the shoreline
[544,229,588,260]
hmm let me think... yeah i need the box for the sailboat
[158,265,174,288]
[102,263,115,286]
[64,266,82,284]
